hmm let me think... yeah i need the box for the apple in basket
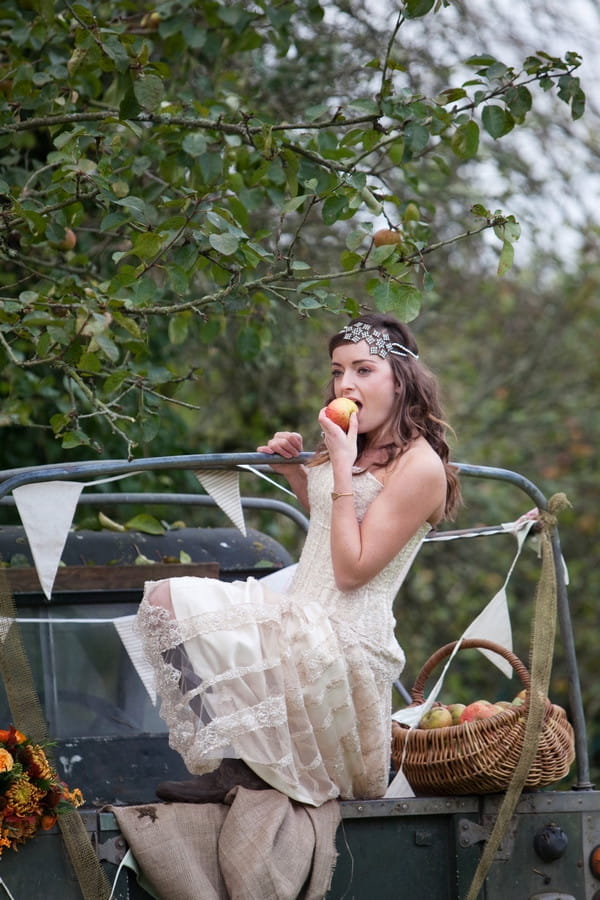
[446,703,466,725]
[458,700,498,723]
[512,689,528,706]
[324,398,358,432]
[418,706,453,729]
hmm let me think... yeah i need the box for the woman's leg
[143,579,271,802]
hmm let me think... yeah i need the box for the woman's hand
[256,431,309,509]
[257,431,303,467]
[317,407,358,469]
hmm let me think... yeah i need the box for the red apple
[57,227,77,251]
[373,228,403,247]
[418,706,453,729]
[459,700,496,723]
[325,398,358,432]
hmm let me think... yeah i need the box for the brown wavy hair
[311,312,461,520]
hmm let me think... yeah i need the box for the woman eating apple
[137,312,461,807]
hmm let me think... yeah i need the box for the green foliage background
[0,0,598,785]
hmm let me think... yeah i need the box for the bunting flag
[10,473,142,601]
[462,516,536,676]
[12,481,85,600]
[384,767,415,799]
[194,469,247,535]
[113,615,157,704]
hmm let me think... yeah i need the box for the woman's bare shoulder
[386,437,445,481]
[382,440,447,524]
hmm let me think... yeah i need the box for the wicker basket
[391,638,575,796]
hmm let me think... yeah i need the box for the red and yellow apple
[324,398,358,432]
[459,700,496,723]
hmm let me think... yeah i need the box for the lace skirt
[137,575,396,807]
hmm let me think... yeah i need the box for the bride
[136,312,461,807]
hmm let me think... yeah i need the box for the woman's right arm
[256,431,309,511]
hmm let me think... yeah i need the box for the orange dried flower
[21,744,53,781]
[40,813,57,831]
[0,727,26,746]
[0,748,13,773]
[5,780,44,818]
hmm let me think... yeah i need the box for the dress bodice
[288,462,429,664]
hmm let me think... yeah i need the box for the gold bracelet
[331,491,353,501]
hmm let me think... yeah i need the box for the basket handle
[409,638,530,704]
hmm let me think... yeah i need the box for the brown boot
[156,759,270,803]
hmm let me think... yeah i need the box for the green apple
[446,703,466,725]
[418,706,453,729]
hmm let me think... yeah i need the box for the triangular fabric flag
[384,766,415,799]
[113,615,157,704]
[461,587,513,676]
[462,516,536,676]
[13,481,84,600]
[194,469,246,535]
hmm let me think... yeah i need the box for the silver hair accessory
[338,322,419,359]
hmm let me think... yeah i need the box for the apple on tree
[373,228,403,247]
[56,227,77,251]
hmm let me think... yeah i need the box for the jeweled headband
[337,322,419,360]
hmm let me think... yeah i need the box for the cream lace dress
[137,462,429,807]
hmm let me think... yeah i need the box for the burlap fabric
[111,786,340,900]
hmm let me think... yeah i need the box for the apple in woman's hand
[325,399,358,432]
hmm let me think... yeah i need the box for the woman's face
[330,340,399,438]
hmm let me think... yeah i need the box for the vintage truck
[0,453,598,899]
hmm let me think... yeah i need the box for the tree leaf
[132,232,164,260]
[482,104,515,139]
[133,74,165,111]
[322,194,349,225]
[209,233,240,255]
[404,0,436,18]
[451,120,480,159]
[497,239,514,276]
[168,313,190,345]
[369,280,422,319]
[125,514,166,535]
